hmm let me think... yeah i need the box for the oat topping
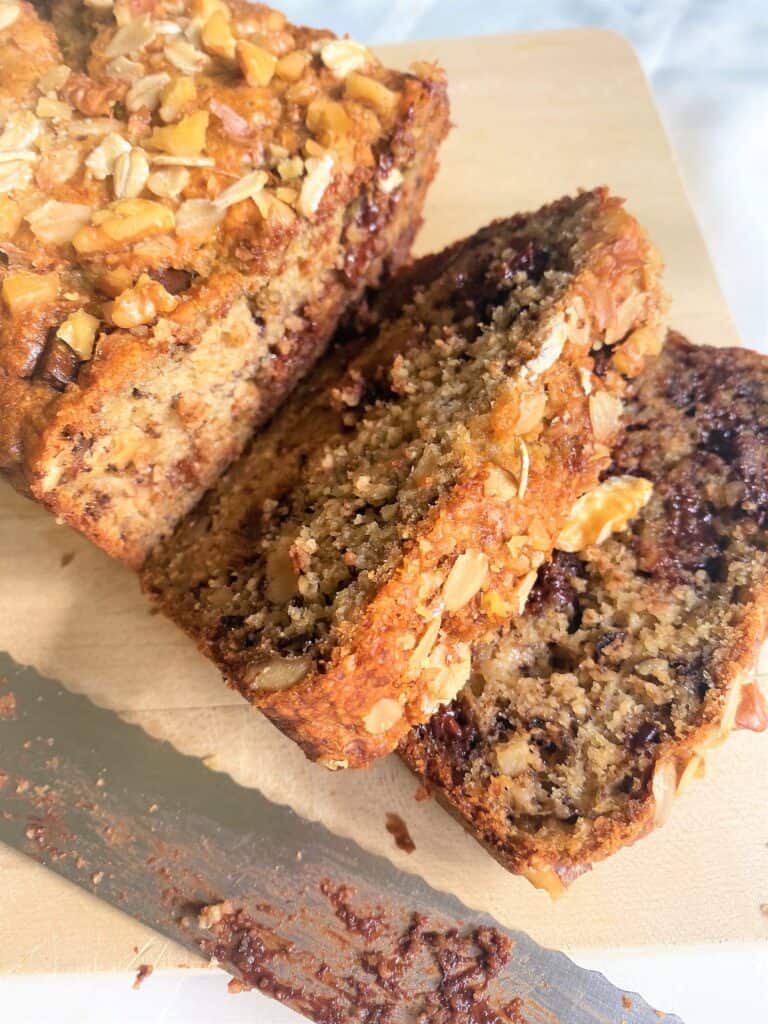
[85,132,131,179]
[112,147,150,198]
[0,0,449,572]
[26,200,91,243]
[0,1,20,31]
[126,72,171,113]
[212,168,267,208]
[105,55,145,82]
[298,152,334,216]
[0,0,429,328]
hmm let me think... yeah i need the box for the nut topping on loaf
[400,334,768,895]
[143,189,666,767]
[0,0,449,565]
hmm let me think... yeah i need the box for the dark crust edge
[399,334,768,894]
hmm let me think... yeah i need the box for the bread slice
[0,0,449,567]
[143,189,665,767]
[400,333,768,894]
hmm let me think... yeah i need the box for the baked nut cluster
[0,0,449,564]
[1,0,438,371]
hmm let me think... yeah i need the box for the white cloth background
[4,2,767,1022]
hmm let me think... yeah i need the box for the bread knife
[0,652,682,1023]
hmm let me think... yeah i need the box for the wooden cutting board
[2,28,766,976]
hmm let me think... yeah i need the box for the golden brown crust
[400,334,768,894]
[257,193,665,765]
[0,0,449,565]
[143,189,666,767]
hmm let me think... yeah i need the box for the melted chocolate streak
[0,683,535,1024]
[7,766,527,1022]
[201,891,526,1024]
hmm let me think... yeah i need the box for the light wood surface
[2,29,766,976]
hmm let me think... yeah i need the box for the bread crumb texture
[401,334,768,894]
[143,189,666,767]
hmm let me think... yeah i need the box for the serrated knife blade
[0,652,682,1023]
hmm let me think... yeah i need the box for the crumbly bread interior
[401,334,768,889]
[153,200,583,658]
[144,189,665,765]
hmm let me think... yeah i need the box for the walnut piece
[556,475,653,552]
[74,199,175,251]
[344,72,397,118]
[320,39,370,79]
[237,40,277,87]
[149,111,209,157]
[56,310,100,360]
[159,77,197,123]
[2,272,60,315]
[110,274,178,328]
[201,10,236,60]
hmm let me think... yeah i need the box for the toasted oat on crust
[142,189,666,767]
[400,334,768,895]
[0,0,449,567]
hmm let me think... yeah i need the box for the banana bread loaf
[0,0,449,566]
[400,333,768,894]
[142,189,666,767]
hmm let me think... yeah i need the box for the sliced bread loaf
[0,0,449,567]
[142,189,666,767]
[401,333,768,894]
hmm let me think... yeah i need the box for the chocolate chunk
[527,551,583,616]
[385,812,415,854]
[628,721,660,751]
[148,268,194,295]
[655,483,719,580]
[418,698,479,779]
[36,336,80,391]
[594,629,627,662]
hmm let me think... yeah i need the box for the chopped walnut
[275,50,308,82]
[74,199,175,251]
[159,78,197,123]
[556,476,653,552]
[2,272,60,315]
[345,73,398,118]
[237,41,277,87]
[149,111,209,157]
[201,10,236,61]
[110,274,178,328]
[320,39,370,79]
[56,310,100,360]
